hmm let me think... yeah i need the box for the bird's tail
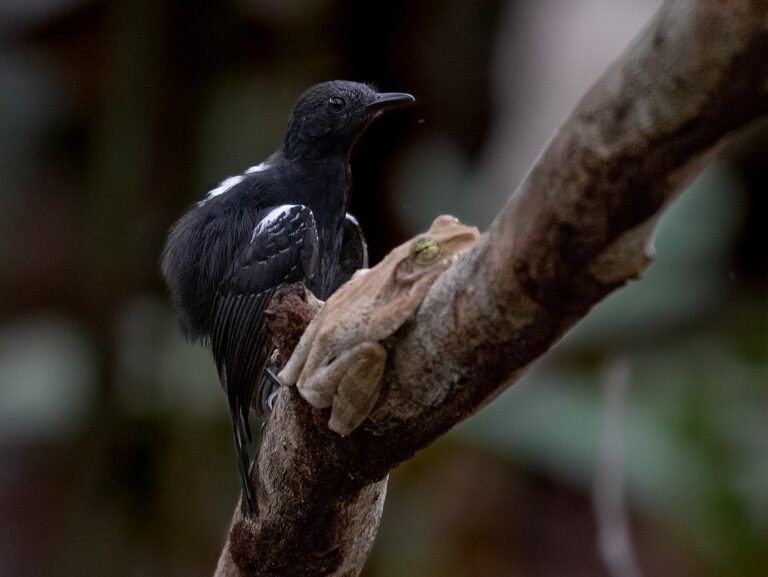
[233,412,257,516]
[221,367,257,517]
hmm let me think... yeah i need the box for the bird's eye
[328,96,346,111]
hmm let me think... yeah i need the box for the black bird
[161,81,414,516]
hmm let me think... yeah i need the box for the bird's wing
[337,212,369,285]
[211,204,319,487]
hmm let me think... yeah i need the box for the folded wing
[211,204,318,514]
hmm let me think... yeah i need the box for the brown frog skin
[279,215,480,435]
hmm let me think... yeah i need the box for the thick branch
[216,1,768,575]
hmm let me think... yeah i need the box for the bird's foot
[259,367,283,416]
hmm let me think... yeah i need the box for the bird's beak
[366,92,415,113]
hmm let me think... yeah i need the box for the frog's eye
[412,237,440,264]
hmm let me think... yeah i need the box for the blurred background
[0,0,766,576]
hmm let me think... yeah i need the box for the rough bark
[215,1,768,575]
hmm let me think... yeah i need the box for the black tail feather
[234,415,257,517]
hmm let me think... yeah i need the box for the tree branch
[215,1,768,575]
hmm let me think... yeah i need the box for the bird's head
[281,80,414,160]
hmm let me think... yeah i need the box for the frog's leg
[327,342,387,436]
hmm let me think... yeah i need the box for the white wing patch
[252,204,307,241]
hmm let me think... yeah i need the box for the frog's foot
[295,342,387,436]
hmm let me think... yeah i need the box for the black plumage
[161,80,413,516]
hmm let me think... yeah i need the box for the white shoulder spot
[245,162,271,174]
[205,175,245,200]
[198,162,271,206]
[253,204,308,240]
[345,212,360,227]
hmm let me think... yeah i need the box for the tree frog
[279,215,480,435]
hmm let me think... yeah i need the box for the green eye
[412,237,440,263]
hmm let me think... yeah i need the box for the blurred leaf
[456,330,768,572]
[0,315,96,442]
[115,295,222,419]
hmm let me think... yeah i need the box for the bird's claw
[267,389,279,411]
[257,367,284,417]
